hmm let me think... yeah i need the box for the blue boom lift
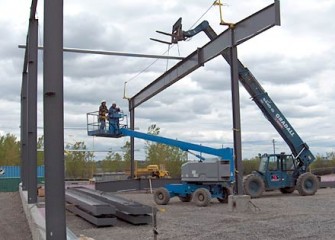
[162,18,319,198]
[87,111,234,207]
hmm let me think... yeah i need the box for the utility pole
[272,139,276,154]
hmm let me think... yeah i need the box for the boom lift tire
[178,195,192,202]
[193,188,211,207]
[296,172,319,196]
[279,186,295,194]
[243,174,265,198]
[217,187,231,203]
[154,187,170,205]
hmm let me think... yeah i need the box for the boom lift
[87,111,234,207]
[153,18,319,198]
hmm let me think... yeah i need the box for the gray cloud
[1,0,334,159]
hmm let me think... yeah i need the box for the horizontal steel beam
[18,45,184,60]
[71,187,152,215]
[115,210,151,225]
[71,187,153,224]
[129,0,280,109]
[66,205,117,227]
[65,188,116,216]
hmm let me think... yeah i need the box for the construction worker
[108,102,121,135]
[99,100,108,130]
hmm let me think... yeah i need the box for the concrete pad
[19,185,78,240]
[228,195,251,212]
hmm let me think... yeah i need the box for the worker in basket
[98,100,108,130]
[108,102,121,135]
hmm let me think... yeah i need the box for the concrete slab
[228,195,251,212]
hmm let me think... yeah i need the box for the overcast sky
[0,0,334,160]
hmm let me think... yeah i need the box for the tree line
[1,129,335,179]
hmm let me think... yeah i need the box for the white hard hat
[101,100,106,103]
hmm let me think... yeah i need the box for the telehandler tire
[193,188,211,207]
[243,174,265,198]
[296,172,319,196]
[154,187,170,205]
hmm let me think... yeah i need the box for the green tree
[145,124,187,177]
[310,153,335,175]
[37,135,44,166]
[242,156,261,175]
[0,133,21,166]
[65,141,95,179]
[121,141,131,170]
[101,152,124,172]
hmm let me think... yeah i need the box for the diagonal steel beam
[129,0,280,110]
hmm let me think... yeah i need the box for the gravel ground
[67,188,335,240]
[0,192,32,240]
[1,188,334,240]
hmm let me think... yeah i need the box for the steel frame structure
[128,1,280,193]
[20,0,280,239]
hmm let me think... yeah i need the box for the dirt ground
[0,192,32,240]
[67,188,335,240]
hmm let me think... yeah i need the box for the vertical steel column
[27,17,38,203]
[21,71,28,190]
[230,27,243,195]
[129,108,135,179]
[44,0,66,239]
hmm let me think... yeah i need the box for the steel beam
[65,188,116,216]
[71,187,152,224]
[27,17,38,204]
[22,0,38,73]
[71,188,152,215]
[129,107,135,179]
[18,45,184,60]
[129,34,230,110]
[229,29,243,195]
[115,210,152,225]
[71,187,152,225]
[29,0,38,19]
[20,72,28,190]
[44,0,66,239]
[21,0,38,194]
[233,0,280,45]
[66,205,117,227]
[129,0,280,110]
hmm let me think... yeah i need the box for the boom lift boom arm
[120,128,233,162]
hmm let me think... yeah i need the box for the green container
[0,177,45,192]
